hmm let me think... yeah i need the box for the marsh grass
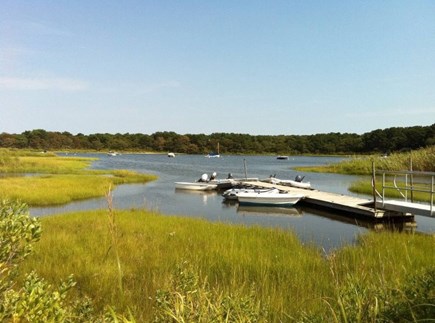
[0,172,156,206]
[317,232,435,322]
[0,149,157,206]
[21,210,435,321]
[22,209,330,321]
[0,149,94,174]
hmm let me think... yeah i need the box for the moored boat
[206,142,221,158]
[210,178,236,190]
[175,182,217,191]
[236,191,304,207]
[222,188,279,200]
[264,175,311,189]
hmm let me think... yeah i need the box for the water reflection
[236,205,302,217]
[174,189,218,206]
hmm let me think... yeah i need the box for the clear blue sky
[1,1,434,135]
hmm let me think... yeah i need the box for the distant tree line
[0,124,434,155]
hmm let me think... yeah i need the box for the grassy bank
[0,149,157,206]
[21,209,435,321]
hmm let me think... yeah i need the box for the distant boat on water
[168,152,175,157]
[206,142,221,158]
[276,156,289,160]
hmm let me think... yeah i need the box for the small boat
[206,142,221,158]
[175,182,217,191]
[210,178,236,190]
[206,152,220,158]
[222,188,279,200]
[270,178,311,189]
[237,191,304,207]
[264,175,311,189]
[168,152,175,157]
[276,155,289,160]
[107,151,119,156]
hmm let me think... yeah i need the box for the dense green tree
[1,124,433,154]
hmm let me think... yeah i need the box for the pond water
[31,153,435,253]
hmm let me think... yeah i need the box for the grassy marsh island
[20,208,435,321]
[0,149,156,206]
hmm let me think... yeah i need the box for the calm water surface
[31,153,434,252]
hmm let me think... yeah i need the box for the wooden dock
[240,181,414,220]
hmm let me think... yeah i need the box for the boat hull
[264,177,311,189]
[223,188,279,200]
[237,192,304,207]
[175,182,217,191]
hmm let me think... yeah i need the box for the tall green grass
[21,209,435,321]
[22,210,330,321]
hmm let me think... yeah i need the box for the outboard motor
[294,175,305,182]
[210,172,217,180]
[227,173,233,179]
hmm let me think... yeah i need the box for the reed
[21,209,434,321]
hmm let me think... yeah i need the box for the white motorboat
[167,152,175,157]
[175,182,218,191]
[209,178,236,190]
[269,178,311,189]
[236,191,304,207]
[222,188,279,200]
[264,175,311,189]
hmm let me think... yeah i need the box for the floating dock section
[240,181,414,220]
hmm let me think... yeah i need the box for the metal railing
[372,164,435,216]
